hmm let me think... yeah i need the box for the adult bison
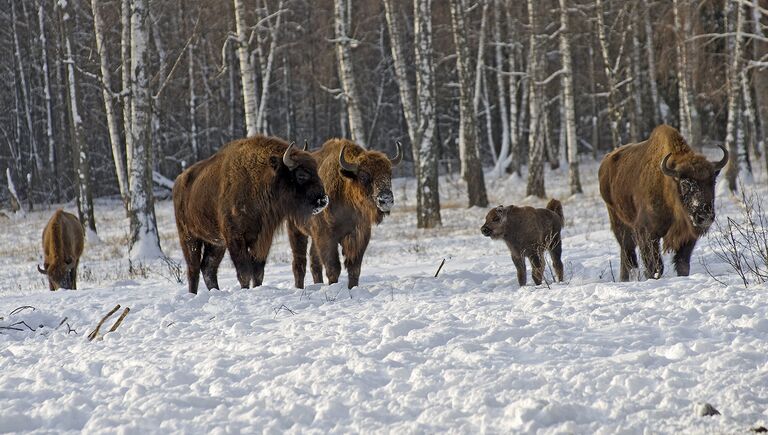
[38,209,85,290]
[598,124,728,281]
[173,136,328,294]
[287,139,402,289]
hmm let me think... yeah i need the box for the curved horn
[389,141,403,166]
[302,139,309,151]
[37,264,47,274]
[660,153,679,178]
[338,145,359,174]
[283,142,298,170]
[712,143,729,171]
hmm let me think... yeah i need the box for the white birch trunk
[189,41,199,161]
[128,0,164,260]
[643,0,666,124]
[526,0,545,198]
[491,0,510,177]
[334,0,366,147]
[595,0,622,148]
[255,0,284,133]
[122,0,133,183]
[672,0,693,141]
[92,0,129,208]
[233,0,259,136]
[38,0,55,173]
[559,0,582,194]
[724,0,744,193]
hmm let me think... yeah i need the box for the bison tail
[546,198,564,225]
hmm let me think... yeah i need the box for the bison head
[481,206,507,239]
[37,258,74,290]
[660,144,728,230]
[272,142,328,216]
[338,142,402,214]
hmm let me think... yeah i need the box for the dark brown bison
[598,124,728,281]
[173,135,328,294]
[38,209,85,290]
[481,199,564,286]
[287,138,402,289]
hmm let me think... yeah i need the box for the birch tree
[334,0,367,147]
[92,0,129,208]
[559,0,582,194]
[751,0,768,170]
[38,0,56,176]
[724,0,745,193]
[526,0,545,198]
[128,0,164,260]
[672,0,694,141]
[450,0,488,207]
[643,0,666,125]
[491,0,511,177]
[233,0,259,136]
[595,0,626,148]
[383,0,441,228]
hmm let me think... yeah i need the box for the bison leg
[201,243,226,290]
[608,211,638,281]
[548,234,564,282]
[673,239,697,276]
[250,259,266,287]
[227,238,253,289]
[315,238,341,285]
[637,235,663,279]
[288,222,309,289]
[309,241,324,284]
[70,260,79,290]
[181,236,204,294]
[511,253,527,287]
[530,251,545,286]
[341,232,370,289]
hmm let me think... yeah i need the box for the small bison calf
[38,209,85,290]
[481,199,564,286]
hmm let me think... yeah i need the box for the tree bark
[450,0,489,207]
[595,0,622,149]
[559,0,582,194]
[672,0,693,141]
[233,0,259,136]
[128,0,164,260]
[491,0,510,177]
[334,0,367,147]
[643,0,666,125]
[525,0,545,198]
[38,0,56,177]
[724,0,744,192]
[752,1,768,171]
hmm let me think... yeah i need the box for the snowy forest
[1,0,768,244]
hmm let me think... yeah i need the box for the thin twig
[10,305,35,316]
[434,258,446,278]
[107,308,130,333]
[88,304,121,341]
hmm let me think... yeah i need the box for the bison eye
[492,216,500,223]
[358,171,371,185]
[295,169,309,185]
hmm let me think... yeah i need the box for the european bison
[173,135,328,294]
[598,124,728,281]
[287,139,402,289]
[481,199,564,286]
[38,209,85,290]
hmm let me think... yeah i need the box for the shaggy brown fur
[598,124,728,281]
[481,199,564,286]
[288,138,401,289]
[173,135,328,293]
[39,209,85,290]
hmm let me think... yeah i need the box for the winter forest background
[1,0,768,256]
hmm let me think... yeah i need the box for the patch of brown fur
[289,138,395,289]
[41,209,85,290]
[173,135,325,293]
[481,201,564,286]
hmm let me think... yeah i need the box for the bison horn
[283,142,299,170]
[660,153,679,178]
[37,264,47,274]
[390,141,403,166]
[338,145,359,174]
[712,144,729,171]
[302,140,309,151]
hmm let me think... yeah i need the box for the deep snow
[1,159,767,433]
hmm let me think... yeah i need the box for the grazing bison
[173,136,328,294]
[598,124,728,281]
[481,199,565,286]
[38,209,85,290]
[288,139,402,289]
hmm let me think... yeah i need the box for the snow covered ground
[1,159,768,433]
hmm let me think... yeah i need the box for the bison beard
[598,124,728,281]
[288,139,401,289]
[38,209,85,290]
[173,136,328,294]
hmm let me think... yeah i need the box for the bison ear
[339,168,357,180]
[269,156,281,171]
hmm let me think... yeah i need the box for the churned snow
[1,160,767,433]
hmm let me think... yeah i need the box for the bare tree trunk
[752,1,768,171]
[233,0,259,136]
[588,45,599,159]
[122,0,133,181]
[630,5,643,142]
[492,0,510,177]
[526,0,545,198]
[740,69,756,179]
[559,0,581,194]
[128,0,164,260]
[643,0,666,125]
[255,0,284,133]
[58,0,97,236]
[724,0,744,193]
[189,40,199,161]
[334,0,366,147]
[92,0,129,209]
[673,0,693,141]
[507,11,521,176]
[38,0,56,177]
[450,0,489,207]
[595,0,622,148]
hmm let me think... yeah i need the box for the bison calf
[38,209,85,290]
[481,199,564,286]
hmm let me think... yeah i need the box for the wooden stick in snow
[108,308,130,333]
[87,304,121,341]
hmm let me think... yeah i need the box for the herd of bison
[36,124,729,293]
